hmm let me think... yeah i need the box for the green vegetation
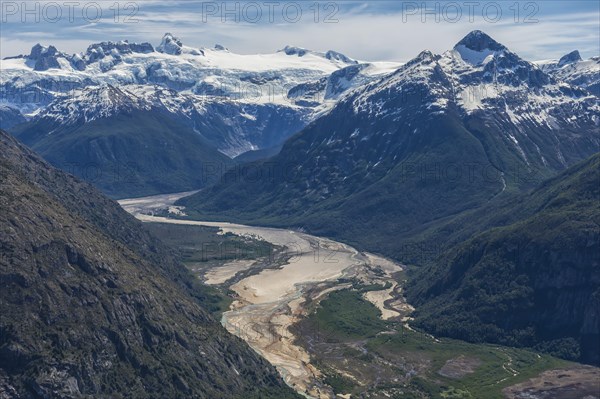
[309,290,387,340]
[322,371,357,394]
[144,222,278,316]
[407,153,600,366]
[368,331,568,398]
[145,223,275,266]
[180,273,232,316]
[179,113,513,260]
[299,288,571,398]
[13,108,233,198]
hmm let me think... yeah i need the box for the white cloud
[1,3,598,62]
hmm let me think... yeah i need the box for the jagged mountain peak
[537,52,599,96]
[414,49,437,63]
[280,45,310,57]
[84,39,154,55]
[158,32,183,55]
[27,43,64,71]
[558,50,582,67]
[325,50,356,64]
[157,32,203,56]
[453,30,509,65]
[455,30,506,52]
[29,43,59,58]
[80,40,154,69]
[20,39,156,72]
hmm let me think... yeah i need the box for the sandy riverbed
[203,260,256,285]
[119,193,409,398]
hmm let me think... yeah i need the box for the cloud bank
[1,1,598,62]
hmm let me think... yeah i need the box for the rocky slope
[0,129,299,398]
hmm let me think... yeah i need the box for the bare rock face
[558,50,582,67]
[157,33,183,55]
[0,130,299,399]
[29,44,62,71]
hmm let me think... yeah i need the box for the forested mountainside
[179,31,599,260]
[406,153,600,365]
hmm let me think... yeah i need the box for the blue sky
[1,1,598,61]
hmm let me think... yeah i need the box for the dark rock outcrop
[28,44,62,71]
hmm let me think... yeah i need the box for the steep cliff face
[407,153,600,365]
[0,130,299,398]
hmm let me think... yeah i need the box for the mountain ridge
[2,33,397,167]
[537,50,600,96]
[178,30,599,259]
[0,129,300,398]
[11,98,234,199]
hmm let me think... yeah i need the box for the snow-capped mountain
[344,30,599,169]
[536,50,600,96]
[39,85,153,125]
[11,86,235,199]
[3,30,598,201]
[15,84,313,157]
[179,31,599,257]
[0,33,393,112]
[1,33,396,156]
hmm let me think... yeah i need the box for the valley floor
[119,193,600,399]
